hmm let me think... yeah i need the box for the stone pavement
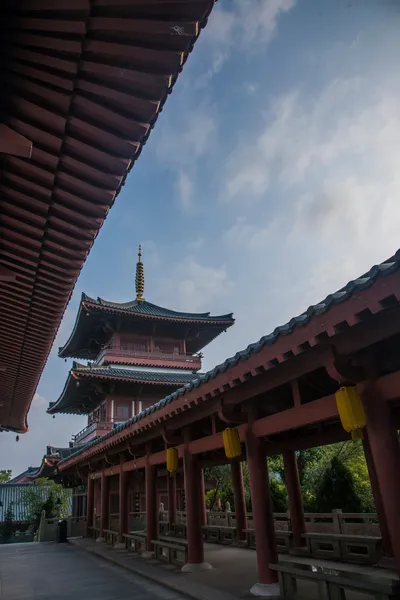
[0,542,190,600]
[69,537,399,600]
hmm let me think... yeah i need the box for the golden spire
[135,244,145,301]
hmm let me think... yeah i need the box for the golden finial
[135,244,145,301]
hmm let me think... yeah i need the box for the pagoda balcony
[94,348,202,370]
[72,420,116,445]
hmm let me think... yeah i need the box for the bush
[314,456,362,513]
[0,504,14,543]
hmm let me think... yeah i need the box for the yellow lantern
[223,427,241,459]
[166,447,178,473]
[335,386,366,441]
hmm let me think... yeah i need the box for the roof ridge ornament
[135,244,145,302]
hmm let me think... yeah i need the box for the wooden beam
[0,124,32,157]
[0,266,17,282]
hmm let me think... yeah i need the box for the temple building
[48,246,235,448]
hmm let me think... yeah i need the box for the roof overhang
[0,0,215,432]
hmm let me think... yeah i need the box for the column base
[181,562,212,573]
[250,582,280,597]
[96,536,106,543]
[113,542,126,549]
[141,550,155,558]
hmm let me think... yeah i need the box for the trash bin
[57,519,68,543]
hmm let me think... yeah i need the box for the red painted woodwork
[184,448,205,565]
[283,451,306,548]
[245,429,278,585]
[66,371,400,472]
[118,468,129,544]
[99,474,109,537]
[200,469,207,527]
[145,458,157,553]
[0,0,216,433]
[231,460,247,541]
[360,381,400,570]
[86,476,94,534]
[362,433,393,558]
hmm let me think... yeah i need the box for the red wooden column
[145,458,157,554]
[98,473,109,542]
[283,450,306,548]
[360,381,400,573]
[167,473,177,533]
[231,460,247,541]
[363,431,394,559]
[182,438,212,572]
[200,469,207,526]
[246,428,279,597]
[116,466,129,547]
[86,476,94,535]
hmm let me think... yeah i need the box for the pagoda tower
[48,247,234,446]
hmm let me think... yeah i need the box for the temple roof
[0,0,216,433]
[8,467,40,484]
[57,249,400,467]
[58,293,234,359]
[48,363,202,415]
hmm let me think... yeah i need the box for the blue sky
[2,0,400,475]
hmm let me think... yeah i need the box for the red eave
[0,0,216,433]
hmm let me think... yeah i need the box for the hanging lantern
[166,447,178,473]
[223,427,241,459]
[335,386,366,441]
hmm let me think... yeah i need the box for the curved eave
[58,294,88,358]
[59,296,234,359]
[48,367,196,415]
[102,357,201,371]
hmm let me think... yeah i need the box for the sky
[2,0,400,476]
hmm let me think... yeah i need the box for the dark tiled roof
[48,364,202,414]
[8,467,40,484]
[58,251,400,466]
[72,363,202,384]
[59,294,234,359]
[83,294,234,323]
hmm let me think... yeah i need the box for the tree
[314,456,362,513]
[21,478,71,532]
[0,503,14,543]
[0,470,12,483]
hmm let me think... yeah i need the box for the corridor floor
[0,542,188,600]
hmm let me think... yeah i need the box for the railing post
[332,509,342,534]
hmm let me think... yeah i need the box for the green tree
[0,470,12,483]
[314,456,362,513]
[21,478,71,532]
[0,503,14,542]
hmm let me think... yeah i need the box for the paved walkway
[68,538,399,600]
[0,542,189,600]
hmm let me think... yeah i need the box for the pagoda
[47,247,234,446]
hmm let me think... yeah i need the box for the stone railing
[155,509,380,537]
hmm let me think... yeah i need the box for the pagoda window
[116,405,130,421]
[153,340,181,355]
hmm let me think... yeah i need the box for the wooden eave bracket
[217,400,248,425]
[324,347,366,384]
[162,427,183,446]
[0,124,32,158]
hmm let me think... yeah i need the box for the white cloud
[195,0,296,87]
[177,172,193,213]
[155,257,233,313]
[155,104,216,167]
